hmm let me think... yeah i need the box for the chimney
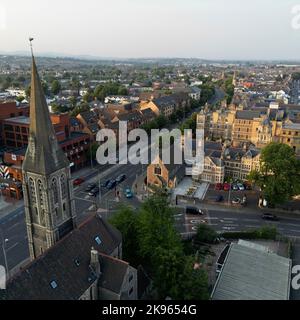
[90,247,101,276]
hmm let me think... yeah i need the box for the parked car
[116,174,126,184]
[215,183,223,191]
[231,184,239,191]
[261,213,279,221]
[223,183,230,191]
[85,183,97,192]
[124,188,133,198]
[232,197,241,205]
[244,182,252,190]
[237,183,245,191]
[101,180,110,188]
[73,178,85,186]
[215,195,224,202]
[185,206,204,215]
[88,187,99,196]
[106,180,117,190]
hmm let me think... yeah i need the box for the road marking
[245,225,259,228]
[223,217,238,221]
[6,242,19,251]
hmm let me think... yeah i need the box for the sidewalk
[132,173,148,202]
[0,195,24,219]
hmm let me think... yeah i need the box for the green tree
[248,143,300,205]
[109,205,140,266]
[178,256,209,300]
[51,80,61,95]
[195,224,217,244]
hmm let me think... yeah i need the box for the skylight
[95,236,102,245]
[50,280,58,289]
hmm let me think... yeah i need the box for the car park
[261,213,279,221]
[185,206,204,215]
[116,174,126,184]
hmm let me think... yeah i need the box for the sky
[1,0,300,60]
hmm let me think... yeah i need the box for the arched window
[60,174,67,199]
[52,178,59,204]
[29,178,36,203]
[37,179,44,207]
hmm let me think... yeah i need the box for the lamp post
[0,228,9,280]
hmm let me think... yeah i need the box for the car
[244,182,252,190]
[88,187,100,196]
[185,206,204,215]
[223,183,230,191]
[231,184,239,191]
[106,179,117,190]
[215,183,223,191]
[261,213,279,221]
[85,183,97,192]
[101,180,110,188]
[231,197,241,205]
[215,195,224,202]
[73,178,85,186]
[237,183,245,191]
[124,188,133,198]
[116,174,126,184]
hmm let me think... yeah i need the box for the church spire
[22,41,69,175]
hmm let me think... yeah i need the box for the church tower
[22,50,77,260]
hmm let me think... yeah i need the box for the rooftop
[211,240,291,300]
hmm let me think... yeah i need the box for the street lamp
[0,228,9,280]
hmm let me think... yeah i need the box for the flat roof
[211,240,291,300]
[4,116,30,125]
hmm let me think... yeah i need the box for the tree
[70,103,90,117]
[109,205,140,266]
[16,95,25,103]
[178,256,209,300]
[51,80,61,95]
[248,143,300,205]
[137,194,182,266]
[195,224,217,244]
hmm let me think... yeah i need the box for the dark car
[101,180,110,188]
[215,195,224,202]
[185,206,204,215]
[106,180,117,190]
[116,174,126,184]
[88,186,100,196]
[261,213,279,221]
[85,183,97,192]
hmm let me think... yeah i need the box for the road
[175,204,300,238]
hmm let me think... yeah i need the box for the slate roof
[235,110,262,120]
[4,214,124,300]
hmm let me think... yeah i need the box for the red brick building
[1,112,91,183]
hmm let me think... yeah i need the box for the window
[60,174,66,198]
[129,287,134,296]
[74,259,80,267]
[50,280,58,289]
[38,180,44,207]
[29,178,36,203]
[154,166,161,175]
[129,275,133,282]
[52,178,59,204]
[95,236,102,245]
